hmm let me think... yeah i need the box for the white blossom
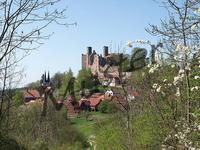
[163,118,200,149]
[163,79,167,83]
[171,64,175,68]
[174,56,178,60]
[147,64,151,68]
[198,125,200,131]
[156,85,161,93]
[179,69,185,74]
[168,83,172,87]
[152,83,158,89]
[194,86,199,90]
[175,87,180,97]
[191,87,195,91]
[185,65,191,71]
[176,44,189,53]
[191,24,197,30]
[191,86,199,91]
[178,55,184,60]
[127,95,135,102]
[173,76,182,85]
[161,92,166,96]
[149,68,155,73]
[194,76,200,80]
[149,64,159,74]
[142,72,145,77]
[195,8,200,14]
[173,69,186,85]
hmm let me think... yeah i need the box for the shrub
[107,102,117,113]
[0,135,26,150]
[9,101,88,149]
[31,138,48,150]
[98,100,117,113]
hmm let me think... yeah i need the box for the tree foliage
[76,69,96,91]
[12,89,24,107]
[8,101,87,149]
[130,47,147,70]
[51,68,74,98]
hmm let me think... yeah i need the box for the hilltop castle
[82,46,121,86]
[82,46,108,75]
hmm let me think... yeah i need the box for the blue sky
[21,0,167,86]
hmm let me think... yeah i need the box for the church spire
[47,71,50,83]
[44,71,47,82]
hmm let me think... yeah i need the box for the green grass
[70,111,110,138]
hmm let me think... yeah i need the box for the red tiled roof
[23,89,40,98]
[129,91,140,97]
[87,94,103,107]
[62,98,80,114]
[79,94,104,107]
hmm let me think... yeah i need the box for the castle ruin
[82,46,121,86]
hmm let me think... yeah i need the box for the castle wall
[90,55,100,75]
[82,54,88,69]
[82,46,110,74]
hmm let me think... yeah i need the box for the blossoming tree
[149,0,200,149]
[128,0,200,149]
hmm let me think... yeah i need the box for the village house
[23,89,41,103]
[109,87,140,111]
[79,93,104,111]
[62,93,104,117]
[61,95,80,117]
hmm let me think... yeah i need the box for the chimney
[87,47,92,55]
[103,46,109,57]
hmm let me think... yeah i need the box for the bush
[95,120,127,150]
[31,138,48,150]
[9,101,88,149]
[0,135,26,150]
[132,113,167,149]
[107,102,117,113]
[98,100,117,113]
[12,90,24,107]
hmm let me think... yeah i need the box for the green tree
[9,101,87,149]
[26,81,41,94]
[51,73,63,89]
[98,100,117,113]
[76,69,95,91]
[51,68,74,98]
[121,54,131,72]
[12,90,24,107]
[130,47,147,70]
[0,0,68,134]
